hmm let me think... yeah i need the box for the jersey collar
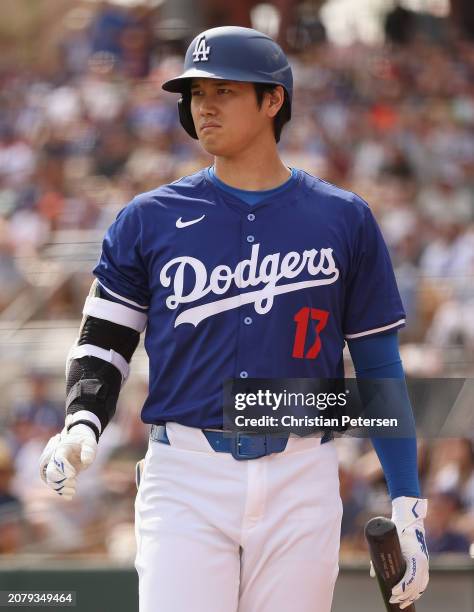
[201,167,303,214]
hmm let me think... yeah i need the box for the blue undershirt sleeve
[347,331,421,500]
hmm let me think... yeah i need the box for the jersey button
[239,371,249,378]
[244,316,253,325]
[246,235,255,243]
[247,213,255,221]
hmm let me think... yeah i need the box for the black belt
[150,424,332,461]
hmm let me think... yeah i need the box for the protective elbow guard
[65,280,144,434]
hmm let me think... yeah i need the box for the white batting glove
[390,496,429,610]
[369,561,376,578]
[39,421,98,500]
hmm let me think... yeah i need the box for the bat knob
[365,516,397,540]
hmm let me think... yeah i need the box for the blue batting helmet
[162,26,293,140]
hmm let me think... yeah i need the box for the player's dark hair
[253,83,291,143]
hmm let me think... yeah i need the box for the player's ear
[266,86,285,118]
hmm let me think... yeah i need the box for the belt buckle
[230,432,266,461]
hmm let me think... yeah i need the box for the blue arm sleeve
[347,331,420,500]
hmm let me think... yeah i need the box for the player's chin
[198,136,230,156]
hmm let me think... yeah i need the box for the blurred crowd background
[0,0,473,562]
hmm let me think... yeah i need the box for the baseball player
[39,27,429,612]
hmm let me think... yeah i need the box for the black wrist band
[67,420,100,443]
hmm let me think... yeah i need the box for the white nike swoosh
[176,214,206,228]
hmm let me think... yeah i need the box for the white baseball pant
[135,423,342,612]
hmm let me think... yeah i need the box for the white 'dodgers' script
[160,243,339,327]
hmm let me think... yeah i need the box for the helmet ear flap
[178,95,197,139]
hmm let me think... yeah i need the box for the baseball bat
[365,516,416,612]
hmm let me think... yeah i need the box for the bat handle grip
[365,517,416,612]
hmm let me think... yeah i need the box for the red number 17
[292,307,329,359]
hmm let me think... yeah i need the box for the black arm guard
[66,356,122,434]
[78,316,139,361]
[66,316,140,434]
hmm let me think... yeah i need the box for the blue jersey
[93,168,405,428]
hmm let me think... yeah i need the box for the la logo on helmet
[193,35,210,62]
